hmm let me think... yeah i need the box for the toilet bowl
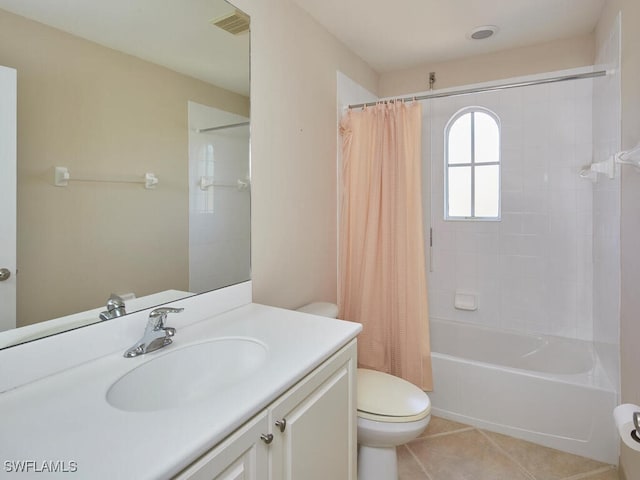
[296,302,431,480]
[356,368,430,480]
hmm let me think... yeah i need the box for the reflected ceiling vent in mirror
[211,9,250,35]
[468,25,498,40]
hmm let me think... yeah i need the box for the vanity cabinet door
[269,341,357,480]
[175,411,270,480]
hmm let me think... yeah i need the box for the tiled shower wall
[188,102,251,294]
[592,15,621,390]
[426,71,595,340]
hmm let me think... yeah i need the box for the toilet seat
[296,302,339,317]
[357,368,431,423]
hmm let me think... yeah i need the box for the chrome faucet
[99,294,127,321]
[123,307,184,358]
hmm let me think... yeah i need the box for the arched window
[445,107,500,220]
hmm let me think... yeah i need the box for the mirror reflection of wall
[0,1,250,342]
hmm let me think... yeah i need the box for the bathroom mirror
[0,0,250,348]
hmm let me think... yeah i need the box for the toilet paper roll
[614,404,640,452]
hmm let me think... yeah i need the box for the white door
[0,66,16,332]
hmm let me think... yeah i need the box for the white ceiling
[0,0,606,94]
[0,0,250,96]
[292,0,606,72]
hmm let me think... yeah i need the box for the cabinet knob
[260,433,274,445]
[0,268,11,281]
[275,418,287,432]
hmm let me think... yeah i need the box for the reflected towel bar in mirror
[198,176,250,191]
[54,166,159,189]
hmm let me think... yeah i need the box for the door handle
[0,268,10,281]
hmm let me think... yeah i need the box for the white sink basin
[106,337,268,412]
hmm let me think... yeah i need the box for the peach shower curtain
[338,101,433,390]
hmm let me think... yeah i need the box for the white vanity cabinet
[176,340,357,480]
[176,412,270,480]
[268,340,356,480]
[0,292,364,480]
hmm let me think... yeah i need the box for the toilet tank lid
[296,302,339,318]
[357,368,430,418]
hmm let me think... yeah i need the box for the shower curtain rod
[196,121,249,133]
[348,70,608,109]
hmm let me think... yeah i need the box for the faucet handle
[149,307,184,318]
[99,293,127,321]
[148,307,184,329]
[106,293,125,310]
[106,294,127,317]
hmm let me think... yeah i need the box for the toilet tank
[296,302,338,319]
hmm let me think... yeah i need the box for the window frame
[444,106,501,221]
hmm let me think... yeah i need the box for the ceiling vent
[211,9,250,35]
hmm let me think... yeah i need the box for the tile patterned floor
[398,417,619,480]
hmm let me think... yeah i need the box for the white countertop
[0,302,361,479]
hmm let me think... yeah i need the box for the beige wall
[0,9,249,326]
[597,1,640,477]
[230,0,378,309]
[378,34,595,97]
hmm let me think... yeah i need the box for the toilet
[296,303,431,480]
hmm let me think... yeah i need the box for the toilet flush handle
[275,418,287,432]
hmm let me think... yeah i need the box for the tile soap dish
[454,292,477,311]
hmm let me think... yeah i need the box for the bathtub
[428,318,619,464]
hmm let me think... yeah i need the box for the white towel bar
[54,166,158,189]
